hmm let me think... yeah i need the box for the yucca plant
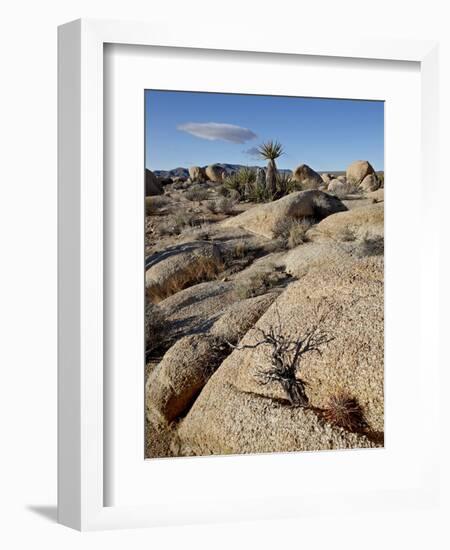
[275,171,295,198]
[223,167,256,199]
[257,140,284,197]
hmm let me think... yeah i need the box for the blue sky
[145,90,384,172]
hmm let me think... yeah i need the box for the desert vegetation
[144,150,384,458]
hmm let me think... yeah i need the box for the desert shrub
[158,212,196,236]
[230,302,333,406]
[355,233,384,257]
[377,172,384,187]
[145,301,167,353]
[287,220,312,248]
[223,167,256,199]
[205,201,218,214]
[322,394,367,432]
[273,217,312,248]
[233,240,248,259]
[206,196,237,215]
[145,195,171,216]
[218,197,238,214]
[246,177,270,203]
[185,185,209,203]
[223,166,297,203]
[274,171,297,198]
[338,225,357,242]
[234,270,278,299]
[216,185,230,197]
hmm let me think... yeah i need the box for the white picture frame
[58,18,440,531]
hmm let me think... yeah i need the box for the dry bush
[233,240,247,259]
[217,197,238,214]
[158,212,196,236]
[145,195,171,216]
[234,270,278,300]
[230,303,334,406]
[185,185,209,203]
[273,217,312,248]
[337,225,357,242]
[216,184,230,197]
[355,233,384,257]
[287,220,312,248]
[145,301,168,354]
[321,393,367,432]
[148,255,224,303]
[206,196,237,215]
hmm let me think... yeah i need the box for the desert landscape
[144,149,384,458]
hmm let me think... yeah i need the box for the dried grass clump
[273,217,313,248]
[148,255,224,303]
[322,394,367,432]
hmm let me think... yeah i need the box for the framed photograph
[58,18,440,530]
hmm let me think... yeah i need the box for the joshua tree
[228,304,334,407]
[257,140,284,197]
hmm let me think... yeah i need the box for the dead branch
[228,301,336,407]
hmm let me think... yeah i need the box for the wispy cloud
[177,122,257,144]
[243,146,260,159]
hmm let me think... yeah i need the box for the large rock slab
[175,255,384,456]
[222,190,347,238]
[175,373,376,456]
[145,241,223,301]
[159,280,236,337]
[284,241,354,278]
[311,202,384,241]
[146,334,224,426]
[210,293,278,344]
[292,164,323,189]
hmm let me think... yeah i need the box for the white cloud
[243,146,260,159]
[177,122,257,144]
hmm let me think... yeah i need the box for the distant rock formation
[292,164,323,189]
[145,169,163,196]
